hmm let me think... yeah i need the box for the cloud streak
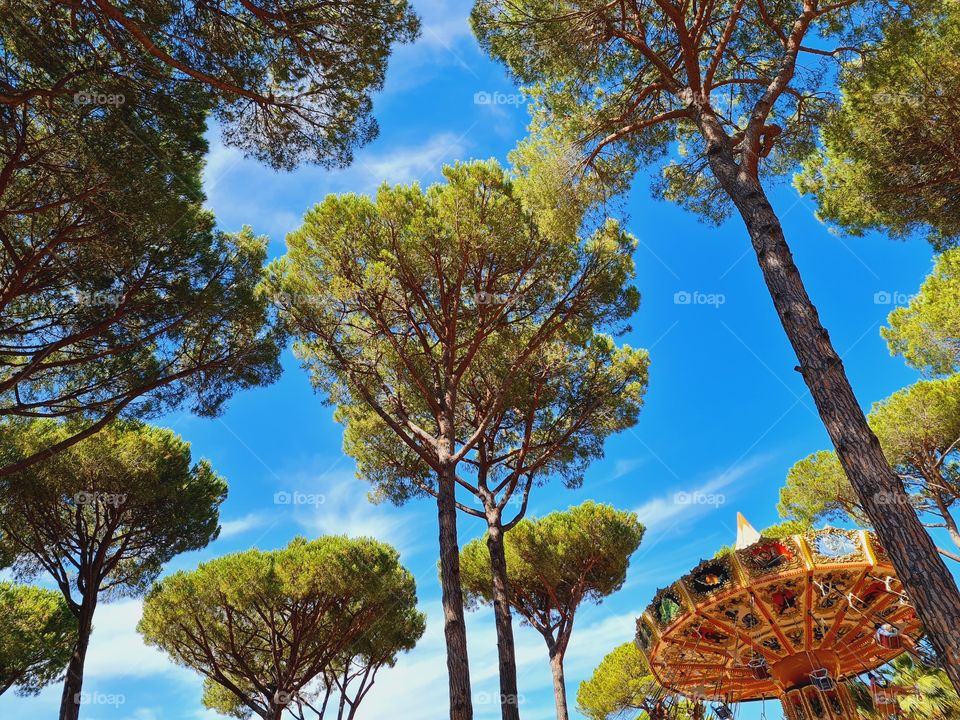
[201,131,472,245]
[217,512,270,540]
[634,454,772,534]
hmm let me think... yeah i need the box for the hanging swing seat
[747,656,770,680]
[809,667,836,691]
[712,702,734,720]
[874,623,903,650]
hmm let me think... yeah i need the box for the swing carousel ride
[635,515,925,719]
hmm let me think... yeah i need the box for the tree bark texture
[485,519,522,720]
[58,599,95,720]
[699,113,960,689]
[548,651,569,720]
[437,472,474,720]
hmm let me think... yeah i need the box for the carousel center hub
[770,649,840,689]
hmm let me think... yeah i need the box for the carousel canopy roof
[635,519,921,703]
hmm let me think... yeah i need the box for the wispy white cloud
[378,0,481,93]
[634,454,772,534]
[217,512,270,540]
[562,607,642,677]
[612,457,646,480]
[126,710,161,720]
[83,600,182,680]
[201,131,472,244]
[416,0,473,50]
[353,132,471,188]
[270,466,433,562]
[201,140,245,194]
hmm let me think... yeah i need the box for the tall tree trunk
[437,470,473,720]
[548,649,569,720]
[59,599,95,720]
[698,113,960,689]
[485,515,521,720]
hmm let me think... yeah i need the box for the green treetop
[264,158,644,720]
[324,606,427,720]
[1,0,420,169]
[460,501,645,720]
[469,0,922,217]
[0,582,77,697]
[777,450,862,529]
[846,646,960,720]
[345,326,649,720]
[138,536,425,720]
[0,51,282,478]
[796,3,960,248]
[578,642,651,720]
[0,529,13,569]
[0,0,417,472]
[0,419,226,720]
[778,373,960,562]
[577,642,710,720]
[882,654,960,719]
[882,248,960,377]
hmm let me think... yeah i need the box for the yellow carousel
[635,515,924,719]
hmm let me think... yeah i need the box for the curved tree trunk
[437,471,474,720]
[485,516,521,720]
[945,515,960,552]
[932,490,960,552]
[59,598,95,720]
[698,113,960,689]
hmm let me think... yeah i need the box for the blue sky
[0,2,947,720]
